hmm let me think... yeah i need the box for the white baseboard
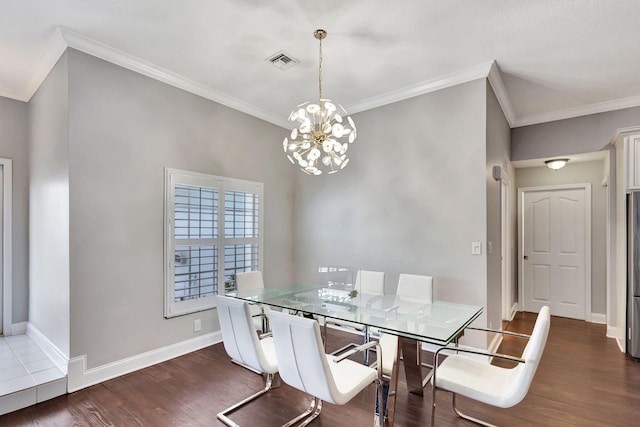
[488,331,503,354]
[508,303,518,321]
[590,313,607,324]
[26,323,69,374]
[11,321,27,335]
[67,331,222,392]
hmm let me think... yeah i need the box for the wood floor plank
[2,312,640,426]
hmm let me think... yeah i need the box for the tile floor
[0,334,67,416]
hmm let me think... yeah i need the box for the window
[164,168,263,317]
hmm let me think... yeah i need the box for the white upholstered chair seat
[435,355,525,408]
[324,354,378,404]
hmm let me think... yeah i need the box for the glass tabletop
[226,285,483,345]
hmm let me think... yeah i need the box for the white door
[522,186,590,320]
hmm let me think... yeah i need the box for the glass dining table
[226,284,482,423]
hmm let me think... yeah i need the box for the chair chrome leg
[452,393,497,427]
[430,376,437,427]
[217,373,275,427]
[374,380,385,427]
[281,397,322,427]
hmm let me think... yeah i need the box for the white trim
[518,183,592,320]
[514,94,640,128]
[11,321,27,335]
[26,323,69,374]
[487,62,516,127]
[608,326,625,352]
[509,302,519,321]
[487,332,503,355]
[590,313,606,324]
[24,29,68,102]
[58,27,291,129]
[67,331,222,392]
[347,61,494,115]
[5,27,640,130]
[1,159,12,336]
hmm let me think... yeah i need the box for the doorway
[519,184,591,320]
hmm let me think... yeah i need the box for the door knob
[524,255,529,260]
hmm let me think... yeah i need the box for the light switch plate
[471,242,482,255]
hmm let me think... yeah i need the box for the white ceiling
[2,0,640,129]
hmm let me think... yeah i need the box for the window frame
[164,168,264,318]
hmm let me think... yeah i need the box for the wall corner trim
[67,331,222,392]
[26,323,69,374]
[487,61,516,127]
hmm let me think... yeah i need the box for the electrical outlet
[194,319,202,332]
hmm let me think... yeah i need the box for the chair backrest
[236,271,264,292]
[355,270,385,295]
[396,273,433,304]
[503,305,551,407]
[269,310,342,404]
[215,295,277,374]
[318,265,353,288]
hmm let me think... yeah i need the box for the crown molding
[487,61,516,127]
[15,28,638,131]
[514,94,640,128]
[0,28,67,103]
[24,28,68,102]
[346,61,495,115]
[58,27,291,128]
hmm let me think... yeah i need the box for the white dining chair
[394,273,434,367]
[430,306,551,427]
[397,273,433,304]
[269,310,385,427]
[327,270,385,358]
[215,295,279,427]
[375,273,434,404]
[235,270,269,332]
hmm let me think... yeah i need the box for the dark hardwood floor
[2,312,640,426]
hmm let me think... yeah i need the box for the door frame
[500,173,516,321]
[518,183,592,321]
[0,159,11,336]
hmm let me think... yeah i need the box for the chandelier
[282,29,357,175]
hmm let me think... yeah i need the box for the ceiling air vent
[266,51,299,70]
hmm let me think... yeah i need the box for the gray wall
[293,79,491,344]
[0,96,29,325]
[28,52,71,357]
[512,106,640,161]
[516,160,607,315]
[66,49,294,368]
[486,82,511,332]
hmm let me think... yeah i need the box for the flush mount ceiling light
[545,158,569,170]
[282,29,357,175]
